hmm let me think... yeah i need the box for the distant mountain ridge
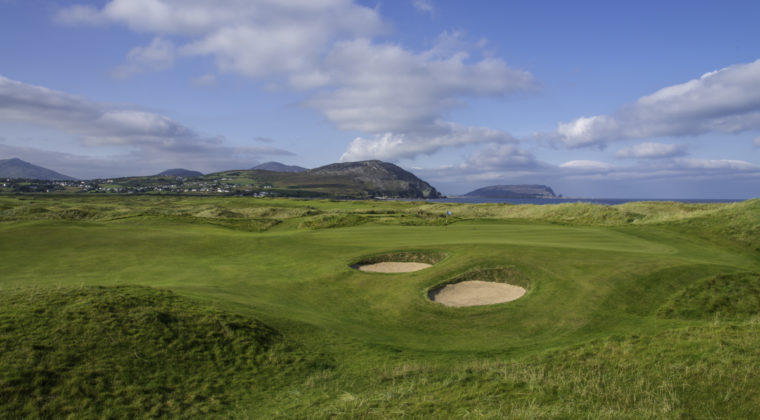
[465,184,557,199]
[1,158,441,199]
[0,158,76,180]
[251,162,307,172]
[157,168,203,177]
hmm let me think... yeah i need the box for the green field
[1,195,759,418]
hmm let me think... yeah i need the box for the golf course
[1,195,759,418]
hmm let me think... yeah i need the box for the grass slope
[0,195,758,417]
[0,286,319,419]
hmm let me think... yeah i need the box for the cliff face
[465,184,556,199]
[309,160,442,198]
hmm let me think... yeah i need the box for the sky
[1,0,759,198]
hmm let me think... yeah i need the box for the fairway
[1,196,759,418]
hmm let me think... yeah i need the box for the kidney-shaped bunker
[429,267,529,307]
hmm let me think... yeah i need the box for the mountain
[307,160,442,198]
[0,158,76,180]
[465,184,557,199]
[200,160,441,198]
[157,168,203,177]
[251,162,308,172]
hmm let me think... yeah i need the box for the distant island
[465,184,558,199]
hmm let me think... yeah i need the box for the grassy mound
[298,213,368,229]
[657,272,760,320]
[0,286,315,418]
[351,250,447,267]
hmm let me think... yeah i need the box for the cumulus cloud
[615,142,686,159]
[559,160,614,171]
[312,36,534,133]
[112,37,175,79]
[0,75,293,175]
[57,1,535,161]
[320,35,533,161]
[340,121,516,161]
[57,0,385,84]
[412,0,434,14]
[558,59,760,147]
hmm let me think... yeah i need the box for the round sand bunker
[429,280,526,307]
[356,262,432,273]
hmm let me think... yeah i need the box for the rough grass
[658,272,760,320]
[351,250,448,266]
[267,322,760,419]
[0,286,319,419]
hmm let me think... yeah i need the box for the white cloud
[412,143,759,196]
[111,37,175,79]
[54,5,104,25]
[559,160,614,171]
[460,144,540,170]
[58,0,385,84]
[311,35,534,134]
[558,58,760,147]
[615,142,686,159]
[340,122,515,161]
[58,2,535,162]
[192,73,217,87]
[412,0,434,14]
[673,158,758,171]
[0,75,293,174]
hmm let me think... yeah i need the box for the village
[0,177,272,196]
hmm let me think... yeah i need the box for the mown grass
[0,195,758,418]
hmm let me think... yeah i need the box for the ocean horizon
[423,197,751,206]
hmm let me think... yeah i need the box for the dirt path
[429,280,526,307]
[356,262,432,273]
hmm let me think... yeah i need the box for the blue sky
[1,0,759,198]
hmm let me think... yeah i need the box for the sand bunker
[356,262,432,273]
[429,280,526,307]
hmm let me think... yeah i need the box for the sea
[420,197,747,206]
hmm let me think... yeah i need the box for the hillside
[307,160,442,198]
[251,161,308,172]
[157,168,203,177]
[0,286,316,418]
[465,184,557,198]
[202,160,442,198]
[0,158,76,180]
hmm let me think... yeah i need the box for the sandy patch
[429,280,526,307]
[356,262,432,273]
